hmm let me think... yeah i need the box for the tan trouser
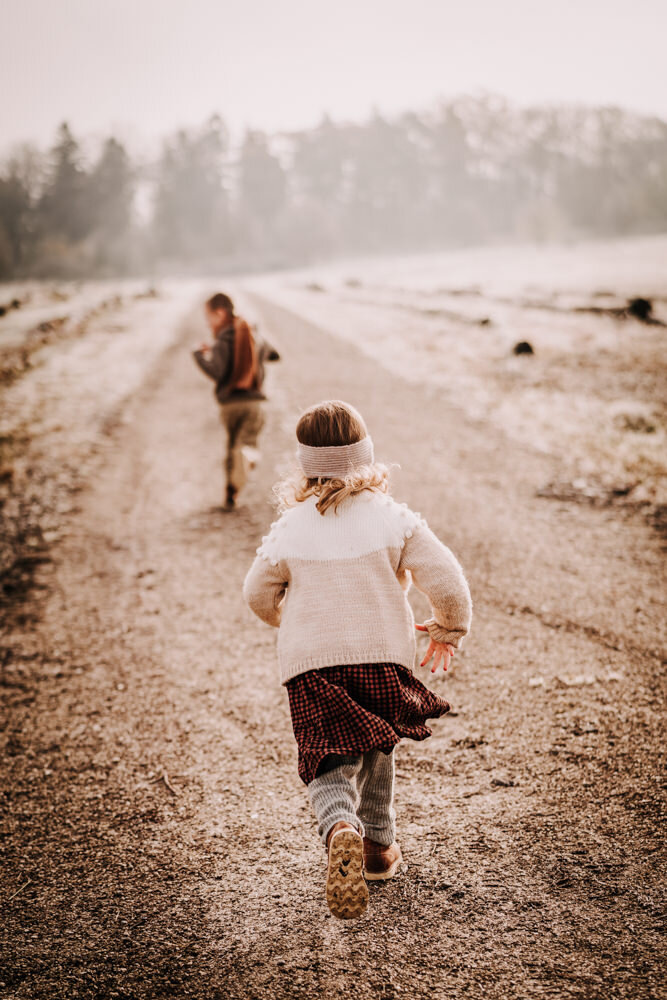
[220,399,265,495]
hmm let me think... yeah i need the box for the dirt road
[2,292,665,1000]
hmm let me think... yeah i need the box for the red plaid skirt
[286,662,450,785]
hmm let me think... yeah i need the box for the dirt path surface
[2,293,665,1000]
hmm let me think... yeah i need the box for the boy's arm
[398,522,472,648]
[260,337,281,362]
[243,555,288,628]
[193,338,232,381]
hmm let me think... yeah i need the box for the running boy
[193,292,278,509]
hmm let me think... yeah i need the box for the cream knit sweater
[243,491,472,685]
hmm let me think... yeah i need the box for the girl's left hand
[415,624,456,672]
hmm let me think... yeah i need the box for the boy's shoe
[223,485,237,510]
[325,824,368,919]
[363,838,403,881]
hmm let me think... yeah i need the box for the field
[1,237,665,999]
[249,235,667,511]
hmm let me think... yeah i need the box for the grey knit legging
[307,750,396,847]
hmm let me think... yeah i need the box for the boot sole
[326,830,368,919]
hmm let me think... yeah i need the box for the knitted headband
[297,437,375,478]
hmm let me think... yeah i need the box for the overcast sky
[2,0,666,153]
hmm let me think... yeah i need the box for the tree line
[1,96,666,280]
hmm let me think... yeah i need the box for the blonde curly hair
[275,400,390,515]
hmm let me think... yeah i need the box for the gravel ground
[1,286,665,999]
[0,280,205,593]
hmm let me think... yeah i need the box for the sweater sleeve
[193,337,232,382]
[192,349,216,379]
[398,521,472,648]
[243,554,288,628]
[259,336,281,362]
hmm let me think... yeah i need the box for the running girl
[243,400,472,919]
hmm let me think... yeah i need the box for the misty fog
[2,96,666,280]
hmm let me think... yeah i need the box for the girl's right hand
[415,624,456,673]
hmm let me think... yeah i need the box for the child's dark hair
[206,292,234,314]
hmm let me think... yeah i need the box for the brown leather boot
[325,823,368,919]
[363,837,403,881]
[223,485,237,510]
